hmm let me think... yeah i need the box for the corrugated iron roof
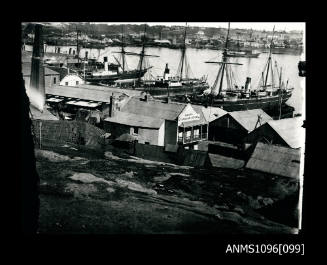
[121,98,187,121]
[105,112,164,129]
[228,109,273,132]
[267,117,305,149]
[207,153,245,169]
[201,106,227,122]
[46,84,142,103]
[245,142,301,179]
[22,62,60,76]
[122,98,208,124]
[29,105,59,121]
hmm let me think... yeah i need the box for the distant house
[59,74,85,86]
[208,109,273,144]
[245,142,301,179]
[104,97,209,149]
[22,62,60,89]
[105,111,165,146]
[244,117,305,149]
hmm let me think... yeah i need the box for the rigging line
[257,59,269,89]
[226,64,231,89]
[211,65,223,95]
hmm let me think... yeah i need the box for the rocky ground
[35,143,299,234]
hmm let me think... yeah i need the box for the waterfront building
[243,117,305,149]
[245,142,301,179]
[22,62,60,89]
[208,109,273,144]
[59,74,85,86]
[104,97,210,149]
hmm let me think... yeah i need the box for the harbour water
[81,46,305,116]
[25,44,305,115]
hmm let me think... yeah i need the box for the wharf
[45,84,143,104]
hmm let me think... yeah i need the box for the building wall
[157,122,165,146]
[209,116,248,144]
[60,74,85,86]
[164,120,178,145]
[46,74,60,87]
[23,74,60,89]
[243,124,289,147]
[104,122,130,139]
[104,121,161,146]
[138,127,160,145]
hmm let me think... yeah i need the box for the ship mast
[76,27,80,64]
[179,23,188,81]
[115,24,159,83]
[218,22,230,95]
[264,25,275,88]
[205,22,242,96]
[112,25,129,74]
[121,25,126,73]
[138,24,147,82]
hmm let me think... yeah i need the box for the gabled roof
[245,142,301,179]
[46,84,142,103]
[207,153,245,169]
[201,106,227,123]
[104,112,164,129]
[121,98,187,121]
[29,105,59,121]
[266,117,305,149]
[228,109,273,132]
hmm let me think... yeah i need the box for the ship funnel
[245,77,251,91]
[164,63,170,80]
[29,23,45,112]
[104,56,109,71]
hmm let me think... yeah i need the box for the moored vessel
[174,23,294,119]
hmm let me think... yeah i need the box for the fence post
[39,121,42,149]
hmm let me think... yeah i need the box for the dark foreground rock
[36,144,299,234]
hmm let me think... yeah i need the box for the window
[76,81,79,85]
[65,82,68,86]
[145,142,150,145]
[53,77,56,84]
[134,127,139,134]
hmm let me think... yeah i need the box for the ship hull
[139,83,209,97]
[174,91,294,118]
[85,69,147,84]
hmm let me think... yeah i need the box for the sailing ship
[177,23,294,119]
[84,25,156,85]
[139,23,209,97]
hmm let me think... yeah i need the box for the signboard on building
[178,104,200,125]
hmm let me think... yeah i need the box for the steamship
[174,23,294,118]
[85,25,156,85]
[134,23,209,97]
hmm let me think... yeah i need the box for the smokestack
[29,24,45,112]
[163,63,170,80]
[104,56,108,71]
[245,77,251,91]
[109,93,115,117]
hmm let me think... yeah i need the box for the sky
[93,22,305,32]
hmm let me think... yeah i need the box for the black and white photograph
[20,21,306,235]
